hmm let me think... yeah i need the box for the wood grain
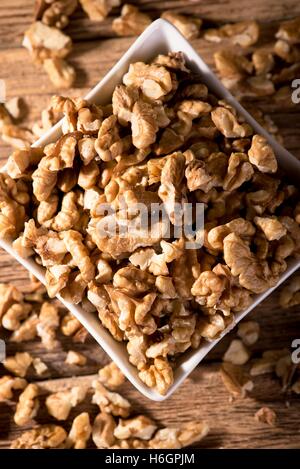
[0,0,300,450]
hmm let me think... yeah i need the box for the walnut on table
[112,4,152,37]
[10,425,67,449]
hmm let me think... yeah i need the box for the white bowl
[1,19,300,401]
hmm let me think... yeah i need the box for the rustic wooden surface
[0,0,300,449]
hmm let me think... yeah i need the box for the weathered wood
[0,0,300,450]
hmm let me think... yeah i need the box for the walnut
[254,216,286,241]
[211,105,252,138]
[14,383,40,426]
[279,275,300,308]
[1,124,34,150]
[113,265,155,296]
[149,421,209,449]
[46,386,87,420]
[0,103,13,131]
[63,230,95,282]
[61,311,82,336]
[223,339,251,365]
[0,283,23,319]
[112,4,152,37]
[158,151,186,224]
[87,283,123,341]
[223,152,254,191]
[10,313,39,342]
[254,407,277,426]
[112,84,139,125]
[237,321,260,346]
[92,381,131,417]
[80,0,120,21]
[214,50,253,85]
[66,412,92,449]
[123,62,173,101]
[195,313,228,340]
[98,362,125,390]
[3,352,33,378]
[131,100,159,149]
[220,363,254,398]
[92,412,116,448]
[0,376,27,401]
[252,50,274,75]
[207,218,255,251]
[223,233,275,294]
[36,302,59,349]
[276,17,300,44]
[248,135,278,173]
[23,21,72,63]
[106,285,157,335]
[65,350,87,366]
[43,57,76,89]
[204,20,259,47]
[161,11,202,40]
[250,349,289,376]
[95,115,130,161]
[129,239,183,276]
[36,0,78,29]
[114,415,157,440]
[7,148,44,179]
[11,424,67,449]
[32,357,49,376]
[138,358,173,396]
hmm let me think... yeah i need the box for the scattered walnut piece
[237,321,260,346]
[254,407,277,426]
[220,363,254,398]
[61,311,82,336]
[79,0,120,21]
[66,412,92,449]
[1,124,34,150]
[37,302,60,349]
[98,362,125,390]
[92,412,116,448]
[276,17,300,44]
[92,381,131,417]
[23,21,72,63]
[223,339,251,365]
[114,415,157,440]
[279,275,300,308]
[32,357,49,376]
[46,386,87,420]
[65,350,87,366]
[112,4,152,36]
[3,352,33,378]
[14,383,40,426]
[43,57,76,89]
[204,20,260,47]
[250,349,289,376]
[5,97,27,121]
[161,11,202,40]
[0,376,27,401]
[11,424,67,449]
[149,421,209,449]
[10,313,39,343]
[35,0,78,29]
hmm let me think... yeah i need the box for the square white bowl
[1,19,300,401]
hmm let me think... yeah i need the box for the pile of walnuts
[1,52,300,395]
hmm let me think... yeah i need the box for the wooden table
[0,0,300,449]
